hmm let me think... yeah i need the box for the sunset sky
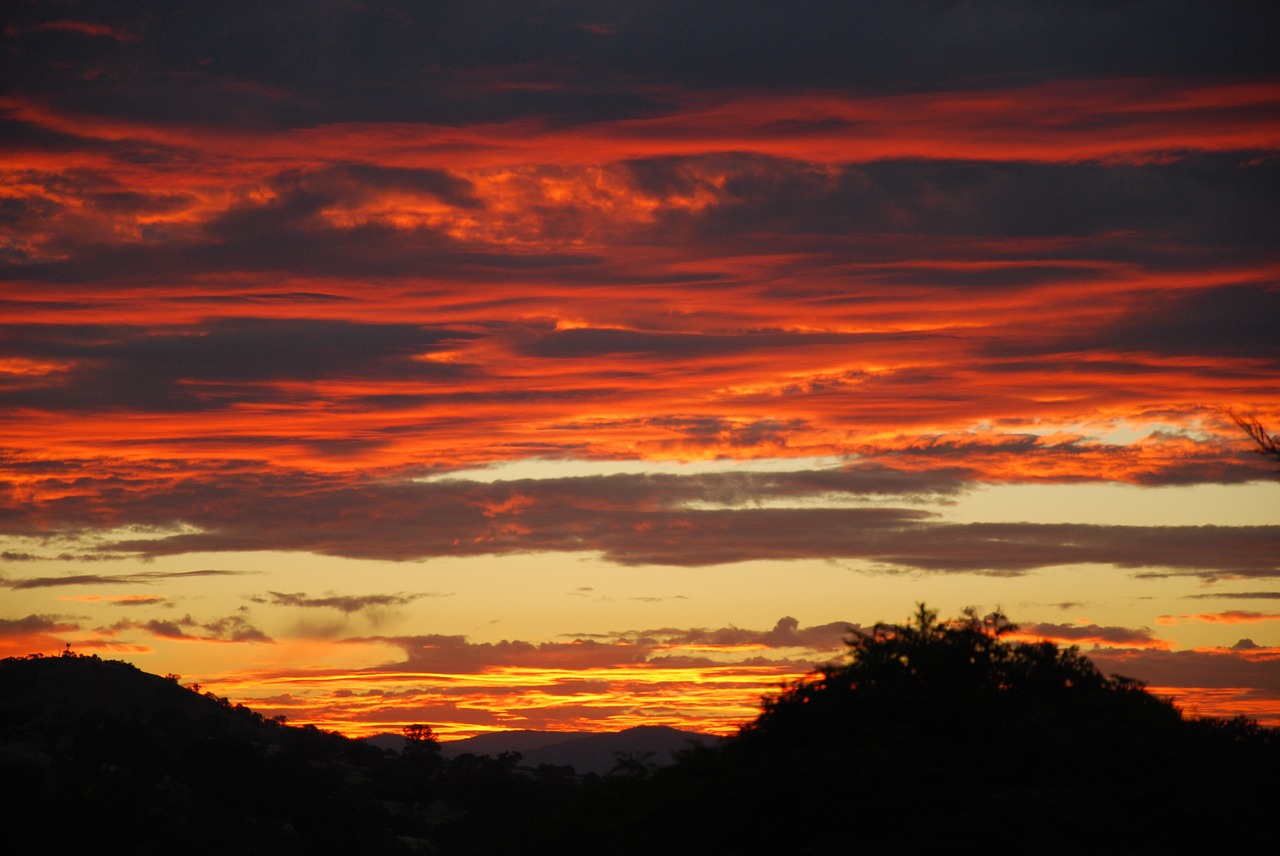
[3,1,1279,738]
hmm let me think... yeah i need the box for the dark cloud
[8,166,599,283]
[1022,622,1164,647]
[0,117,113,156]
[251,590,442,613]
[996,284,1280,366]
[628,155,1279,266]
[103,611,272,643]
[861,523,1279,579]
[1087,646,1280,693]
[0,614,78,636]
[312,164,480,209]
[367,614,852,673]
[3,466,1273,576]
[108,596,169,607]
[8,2,1277,128]
[368,634,649,674]
[866,434,1270,487]
[0,318,475,412]
[0,569,253,589]
[0,463,967,535]
[616,616,854,653]
[200,613,273,643]
[1184,592,1280,601]
[516,325,920,360]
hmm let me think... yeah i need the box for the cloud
[615,616,855,653]
[251,590,441,614]
[990,284,1280,367]
[365,615,852,674]
[102,611,273,644]
[0,613,81,657]
[366,634,651,674]
[515,326,915,361]
[10,2,1278,130]
[58,595,170,606]
[1019,622,1169,649]
[1183,592,1280,601]
[0,318,474,412]
[249,590,448,633]
[2,467,1275,576]
[0,570,254,589]
[1158,611,1280,625]
[0,614,78,637]
[1086,645,1280,694]
[625,155,1279,262]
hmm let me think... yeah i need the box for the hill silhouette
[387,725,718,775]
[3,609,1275,855]
[0,651,414,854]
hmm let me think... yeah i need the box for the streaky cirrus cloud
[59,594,169,606]
[1158,611,1280,626]
[249,590,446,614]
[1183,592,1280,601]
[0,569,255,589]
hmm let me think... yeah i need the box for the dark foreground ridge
[2,607,1276,855]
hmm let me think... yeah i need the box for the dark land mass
[2,607,1276,855]
[368,726,719,775]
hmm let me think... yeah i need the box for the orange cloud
[1160,611,1280,625]
[1146,686,1280,726]
[1013,622,1173,650]
[196,663,807,739]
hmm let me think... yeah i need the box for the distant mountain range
[369,726,721,775]
[0,651,713,779]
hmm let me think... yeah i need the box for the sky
[2,1,1279,738]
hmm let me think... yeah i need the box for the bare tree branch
[1225,409,1280,465]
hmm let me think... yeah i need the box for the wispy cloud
[1,570,255,589]
[101,611,273,644]
[250,591,445,614]
[1158,611,1280,626]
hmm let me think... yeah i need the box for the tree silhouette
[748,603,1140,725]
[401,722,439,750]
[611,604,1280,856]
